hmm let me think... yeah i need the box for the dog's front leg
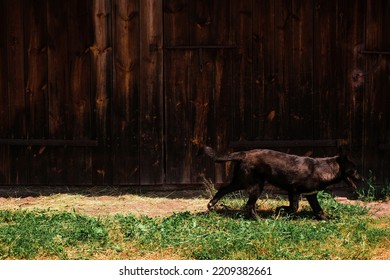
[305,193,328,221]
[275,191,299,217]
[244,183,264,219]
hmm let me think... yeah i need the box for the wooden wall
[0,0,388,188]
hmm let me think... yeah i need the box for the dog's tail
[200,145,244,162]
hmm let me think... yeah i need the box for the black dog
[201,146,363,220]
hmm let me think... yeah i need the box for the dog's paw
[315,213,329,221]
[207,201,216,210]
[275,206,293,214]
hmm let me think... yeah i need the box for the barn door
[163,0,235,184]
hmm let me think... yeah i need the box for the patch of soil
[0,193,210,217]
[334,197,390,218]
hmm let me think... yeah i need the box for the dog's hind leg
[207,163,246,210]
[207,182,242,210]
[305,193,328,221]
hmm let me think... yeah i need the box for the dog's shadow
[209,207,324,221]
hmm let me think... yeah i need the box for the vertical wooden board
[380,0,390,182]
[24,0,49,185]
[271,0,293,142]
[139,0,164,185]
[47,0,68,139]
[164,0,192,184]
[252,0,275,140]
[0,0,9,135]
[6,0,26,138]
[289,0,313,142]
[189,0,214,146]
[112,0,140,185]
[46,0,69,184]
[67,0,94,185]
[213,48,234,183]
[338,0,365,169]
[24,0,48,139]
[231,0,253,140]
[0,0,10,184]
[365,0,390,183]
[7,0,28,185]
[313,0,338,142]
[212,1,233,183]
[164,50,192,183]
[189,50,215,183]
[188,1,226,183]
[91,0,113,185]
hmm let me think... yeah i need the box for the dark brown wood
[252,0,275,141]
[91,0,113,185]
[230,139,342,150]
[0,139,98,146]
[361,50,390,55]
[6,0,28,185]
[0,0,10,184]
[164,0,192,184]
[46,0,69,184]
[0,0,388,187]
[274,0,293,141]
[232,0,253,140]
[24,0,49,185]
[340,0,365,172]
[67,0,94,185]
[365,0,390,183]
[289,0,314,141]
[112,0,140,185]
[139,0,164,184]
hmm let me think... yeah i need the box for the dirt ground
[0,189,389,218]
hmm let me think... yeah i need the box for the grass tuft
[355,171,390,202]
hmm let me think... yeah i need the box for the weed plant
[356,171,390,201]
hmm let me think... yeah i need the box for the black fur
[201,146,363,220]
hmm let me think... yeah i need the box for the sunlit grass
[0,192,388,260]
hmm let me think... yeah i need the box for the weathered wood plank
[24,0,49,184]
[364,0,390,183]
[46,0,69,184]
[139,0,164,185]
[313,0,338,141]
[6,0,28,185]
[337,0,365,170]
[112,0,140,185]
[0,0,10,184]
[164,0,192,184]
[289,0,313,140]
[91,0,113,185]
[252,0,275,141]
[272,0,293,141]
[211,0,233,183]
[67,0,94,185]
[231,0,253,140]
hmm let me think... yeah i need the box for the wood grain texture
[139,0,164,185]
[0,0,388,186]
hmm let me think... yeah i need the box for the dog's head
[337,148,364,189]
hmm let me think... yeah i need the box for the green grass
[0,193,389,260]
[0,210,109,259]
